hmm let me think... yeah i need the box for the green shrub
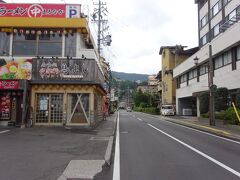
[201,108,240,125]
[134,107,160,115]
[223,107,240,125]
[215,87,229,111]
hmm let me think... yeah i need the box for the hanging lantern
[31,30,35,35]
[57,30,61,34]
[44,30,48,35]
[13,29,18,34]
[25,30,30,35]
[63,30,67,34]
[19,29,24,34]
[68,29,73,34]
[49,30,54,35]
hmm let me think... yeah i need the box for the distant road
[113,110,240,180]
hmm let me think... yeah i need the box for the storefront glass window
[68,93,90,124]
[12,34,62,56]
[0,32,10,56]
[65,33,77,57]
[38,35,62,56]
[36,94,49,123]
[36,94,63,124]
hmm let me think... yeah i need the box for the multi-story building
[174,0,240,116]
[159,46,198,106]
[0,3,106,127]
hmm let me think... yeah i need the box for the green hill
[112,71,148,82]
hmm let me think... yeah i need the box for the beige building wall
[161,48,189,105]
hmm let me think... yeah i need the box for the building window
[223,51,232,65]
[65,33,77,57]
[13,34,37,56]
[189,69,197,80]
[237,46,240,60]
[213,23,220,37]
[211,1,221,18]
[201,33,209,46]
[180,74,187,83]
[13,34,62,56]
[214,56,223,69]
[0,32,10,56]
[200,64,209,75]
[201,14,208,28]
[38,34,62,56]
[223,0,229,6]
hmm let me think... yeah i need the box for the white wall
[199,2,208,19]
[212,22,240,55]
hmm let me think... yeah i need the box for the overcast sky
[4,0,198,75]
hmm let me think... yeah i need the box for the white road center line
[0,130,9,134]
[148,123,240,178]
[113,111,120,180]
[137,118,142,121]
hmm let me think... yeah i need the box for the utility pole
[92,0,112,56]
[97,0,101,55]
[208,44,215,126]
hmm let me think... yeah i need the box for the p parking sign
[66,5,81,18]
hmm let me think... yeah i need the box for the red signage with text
[0,80,19,89]
[0,4,81,18]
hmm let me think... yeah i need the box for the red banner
[0,80,19,89]
[0,4,81,18]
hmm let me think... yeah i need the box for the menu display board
[0,94,11,119]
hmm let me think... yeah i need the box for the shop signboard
[0,3,81,18]
[0,58,32,80]
[0,80,19,89]
[32,58,105,83]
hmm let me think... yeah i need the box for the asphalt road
[0,127,108,180]
[114,110,240,180]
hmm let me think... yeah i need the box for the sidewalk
[161,115,240,141]
[58,113,117,180]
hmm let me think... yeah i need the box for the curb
[104,136,114,166]
[104,112,118,166]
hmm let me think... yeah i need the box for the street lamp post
[194,52,216,126]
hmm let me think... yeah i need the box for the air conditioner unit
[182,108,192,116]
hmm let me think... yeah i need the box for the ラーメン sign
[0,3,81,18]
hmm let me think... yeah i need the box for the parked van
[161,105,175,116]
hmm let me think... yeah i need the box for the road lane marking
[0,130,9,134]
[137,118,143,121]
[148,123,240,178]
[113,111,120,180]
[139,113,240,145]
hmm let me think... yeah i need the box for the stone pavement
[161,115,240,141]
[58,112,117,180]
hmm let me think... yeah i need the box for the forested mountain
[111,71,148,82]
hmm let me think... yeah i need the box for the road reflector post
[232,102,240,123]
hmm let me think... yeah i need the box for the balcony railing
[220,9,240,31]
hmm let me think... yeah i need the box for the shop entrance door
[36,94,63,125]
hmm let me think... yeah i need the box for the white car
[126,107,132,112]
[161,105,175,116]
